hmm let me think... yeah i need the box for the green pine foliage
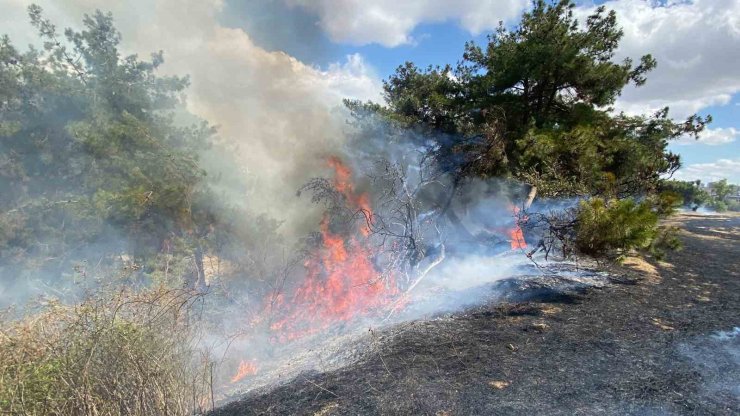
[575,198,658,257]
[0,5,249,292]
[573,195,681,259]
[347,1,710,198]
[345,0,713,258]
[658,180,710,210]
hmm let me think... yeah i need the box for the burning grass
[0,287,214,415]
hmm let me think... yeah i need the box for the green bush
[657,180,709,210]
[648,226,682,260]
[574,195,681,259]
[0,288,213,415]
[575,198,658,257]
[707,199,728,212]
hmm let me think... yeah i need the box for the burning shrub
[0,287,213,415]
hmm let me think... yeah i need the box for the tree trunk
[524,185,537,210]
[186,243,208,293]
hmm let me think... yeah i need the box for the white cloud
[322,53,383,103]
[286,0,740,122]
[675,127,739,146]
[586,0,740,119]
[286,0,528,47]
[674,158,740,183]
[0,0,383,236]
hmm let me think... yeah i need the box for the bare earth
[212,212,740,416]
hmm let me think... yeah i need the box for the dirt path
[212,213,740,416]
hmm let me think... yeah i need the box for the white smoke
[0,0,383,236]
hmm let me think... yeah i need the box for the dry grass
[0,287,214,415]
[621,255,662,284]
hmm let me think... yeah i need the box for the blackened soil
[212,213,740,415]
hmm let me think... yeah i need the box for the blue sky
[683,103,740,163]
[219,0,740,183]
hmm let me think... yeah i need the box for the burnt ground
[212,213,740,416]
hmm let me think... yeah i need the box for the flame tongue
[268,157,398,341]
[509,205,527,250]
[327,156,372,235]
[231,360,258,383]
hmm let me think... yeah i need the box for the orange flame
[231,360,258,383]
[230,160,532,384]
[509,205,527,250]
[267,157,398,342]
[327,156,372,235]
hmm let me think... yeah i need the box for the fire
[231,360,258,383]
[267,157,398,342]
[230,159,533,384]
[327,156,372,235]
[509,227,526,250]
[509,205,527,250]
[230,157,399,384]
